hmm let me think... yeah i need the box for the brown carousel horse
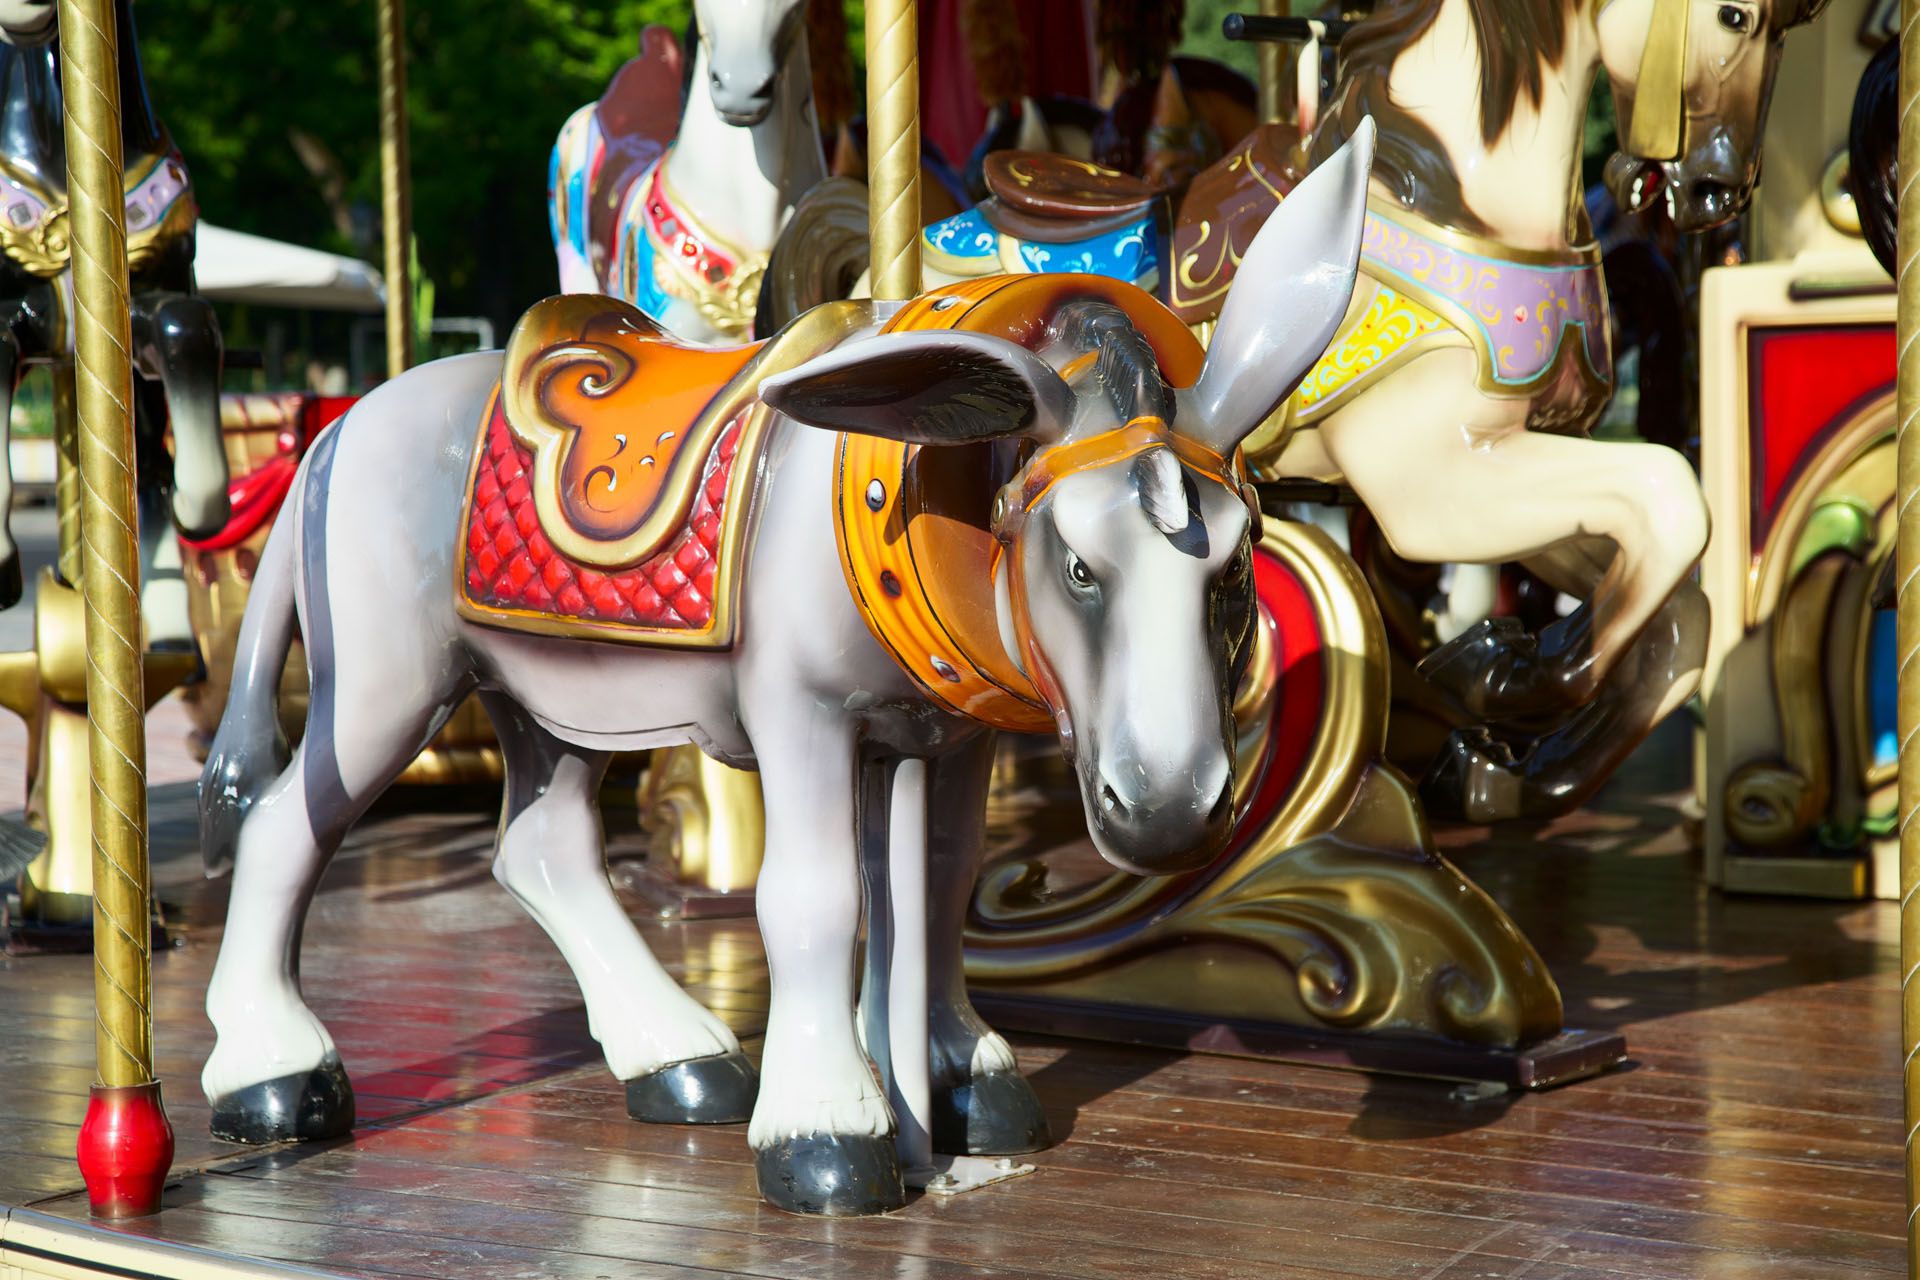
[1238,0,1827,820]
[764,0,1826,821]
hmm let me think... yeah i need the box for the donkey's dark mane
[1052,299,1175,423]
[1309,0,1582,236]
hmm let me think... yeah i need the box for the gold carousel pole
[57,0,173,1217]
[1896,0,1920,1270]
[1255,0,1287,124]
[865,0,920,301]
[377,0,413,377]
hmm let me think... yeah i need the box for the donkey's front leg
[925,734,1051,1155]
[748,713,903,1215]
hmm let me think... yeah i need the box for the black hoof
[1420,730,1493,823]
[1421,607,1602,724]
[932,1069,1051,1155]
[1420,727,1586,824]
[209,1057,354,1144]
[625,1051,758,1125]
[754,1132,904,1216]
[0,551,20,611]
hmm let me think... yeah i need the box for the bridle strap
[992,418,1239,541]
[1624,0,1690,161]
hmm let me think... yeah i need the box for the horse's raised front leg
[1321,348,1708,721]
[480,693,753,1121]
[742,698,903,1215]
[925,733,1051,1155]
[1424,544,1708,821]
[131,290,228,540]
[0,325,23,608]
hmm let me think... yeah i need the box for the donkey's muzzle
[1085,761,1235,875]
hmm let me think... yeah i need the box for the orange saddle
[456,294,868,646]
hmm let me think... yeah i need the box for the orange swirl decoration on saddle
[457,295,868,645]
[835,274,1206,731]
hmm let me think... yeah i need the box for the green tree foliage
[137,0,696,332]
[1176,0,1260,80]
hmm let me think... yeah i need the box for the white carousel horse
[548,0,825,344]
[197,127,1375,1215]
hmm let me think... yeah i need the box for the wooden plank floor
[0,729,1901,1278]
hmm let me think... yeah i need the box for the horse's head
[1599,0,1829,230]
[0,0,54,46]
[764,122,1374,875]
[694,0,807,127]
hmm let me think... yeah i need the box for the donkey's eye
[1065,551,1096,592]
[1716,4,1751,33]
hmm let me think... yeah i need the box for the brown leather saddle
[1166,123,1304,325]
[977,151,1166,243]
[587,26,684,273]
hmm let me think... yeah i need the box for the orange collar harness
[831,274,1236,733]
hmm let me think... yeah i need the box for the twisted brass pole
[865,0,920,301]
[377,0,413,377]
[1256,0,1285,125]
[1896,2,1920,1271]
[56,0,151,1093]
[53,363,80,584]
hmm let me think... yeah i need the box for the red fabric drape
[917,0,1095,169]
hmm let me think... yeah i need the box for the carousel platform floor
[0,729,1902,1279]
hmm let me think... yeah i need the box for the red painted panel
[1226,544,1326,854]
[1750,325,1894,534]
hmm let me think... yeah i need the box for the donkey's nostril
[1100,782,1125,816]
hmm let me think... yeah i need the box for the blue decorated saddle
[920,152,1168,293]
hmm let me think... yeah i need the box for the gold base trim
[2,1206,329,1279]
[1720,855,1869,900]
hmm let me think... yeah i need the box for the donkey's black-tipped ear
[761,330,1073,445]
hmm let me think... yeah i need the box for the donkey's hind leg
[483,695,753,1123]
[925,734,1050,1155]
[200,675,459,1143]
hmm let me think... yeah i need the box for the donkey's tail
[550,102,603,294]
[198,502,298,877]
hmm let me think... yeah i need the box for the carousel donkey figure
[548,0,825,344]
[197,116,1376,1215]
[0,0,226,615]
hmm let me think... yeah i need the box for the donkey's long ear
[762,330,1074,445]
[1180,117,1374,454]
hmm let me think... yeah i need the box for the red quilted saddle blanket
[457,388,753,645]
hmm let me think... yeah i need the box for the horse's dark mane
[1052,299,1175,424]
[1309,0,1582,235]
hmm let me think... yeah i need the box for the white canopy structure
[193,223,386,312]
